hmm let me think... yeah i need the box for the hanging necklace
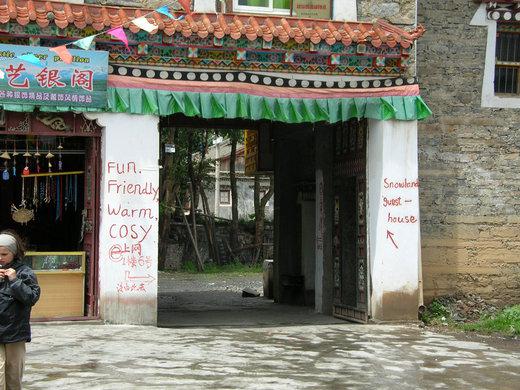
[34,138,41,174]
[1,142,10,181]
[57,138,63,171]
[11,176,34,225]
[12,140,18,177]
[44,176,51,203]
[22,140,31,176]
[33,176,39,209]
[46,147,54,173]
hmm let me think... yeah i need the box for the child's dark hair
[0,230,26,259]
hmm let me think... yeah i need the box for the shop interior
[0,134,88,319]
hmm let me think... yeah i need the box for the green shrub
[422,299,450,325]
[460,305,520,336]
[180,260,198,273]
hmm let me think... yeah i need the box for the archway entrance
[155,115,354,326]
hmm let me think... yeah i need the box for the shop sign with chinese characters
[292,0,331,19]
[0,44,108,109]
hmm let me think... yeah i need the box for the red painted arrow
[125,271,156,285]
[386,230,399,249]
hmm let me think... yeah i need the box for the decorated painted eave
[484,0,520,21]
[0,0,425,48]
[0,73,432,123]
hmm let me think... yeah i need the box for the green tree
[158,126,215,271]
[220,129,244,255]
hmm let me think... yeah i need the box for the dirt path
[158,271,265,311]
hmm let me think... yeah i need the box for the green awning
[0,87,432,123]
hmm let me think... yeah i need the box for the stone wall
[358,0,416,25]
[417,1,520,305]
[164,221,273,270]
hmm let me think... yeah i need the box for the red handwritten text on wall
[383,177,419,249]
[106,160,157,294]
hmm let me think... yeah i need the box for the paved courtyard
[25,322,520,389]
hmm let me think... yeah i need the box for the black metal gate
[332,119,368,323]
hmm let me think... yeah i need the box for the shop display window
[0,112,100,319]
[24,252,85,272]
[0,135,86,252]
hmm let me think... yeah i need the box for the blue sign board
[0,43,108,108]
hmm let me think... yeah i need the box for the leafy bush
[422,299,451,325]
[180,260,198,273]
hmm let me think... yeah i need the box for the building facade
[0,0,430,324]
[417,0,520,305]
[203,139,274,221]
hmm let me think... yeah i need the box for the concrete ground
[23,272,520,389]
[25,322,520,389]
[157,272,343,327]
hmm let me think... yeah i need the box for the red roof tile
[0,0,425,48]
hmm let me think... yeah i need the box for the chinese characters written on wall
[105,161,158,294]
[0,43,108,108]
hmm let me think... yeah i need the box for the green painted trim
[0,87,432,123]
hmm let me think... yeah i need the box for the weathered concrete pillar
[314,125,334,315]
[367,119,421,321]
[86,112,160,325]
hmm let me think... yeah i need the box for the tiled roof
[0,0,425,48]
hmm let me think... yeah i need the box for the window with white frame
[470,3,520,108]
[234,0,290,15]
[495,24,520,95]
[219,189,231,205]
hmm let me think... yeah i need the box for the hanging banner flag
[73,35,96,50]
[50,45,73,64]
[133,16,159,33]
[17,53,44,67]
[107,27,129,49]
[156,5,175,19]
[0,43,108,109]
[178,0,191,14]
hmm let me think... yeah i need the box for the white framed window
[233,0,291,15]
[220,189,231,205]
[471,3,520,108]
[495,27,519,95]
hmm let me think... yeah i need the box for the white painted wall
[367,119,421,320]
[470,4,520,109]
[88,113,160,325]
[194,0,216,13]
[333,0,357,21]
